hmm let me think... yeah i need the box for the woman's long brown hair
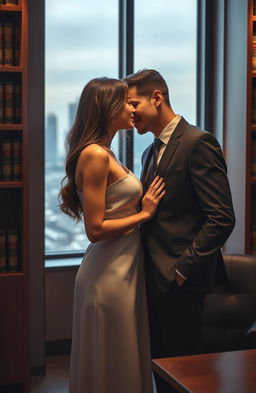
[59,77,128,221]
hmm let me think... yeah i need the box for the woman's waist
[104,208,138,220]
[86,226,140,249]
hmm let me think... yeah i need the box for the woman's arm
[78,145,165,243]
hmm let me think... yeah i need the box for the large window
[45,0,197,258]
[45,0,118,254]
[133,0,197,176]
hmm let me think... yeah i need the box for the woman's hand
[141,176,165,219]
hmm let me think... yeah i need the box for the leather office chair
[202,254,256,353]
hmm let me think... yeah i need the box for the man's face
[128,87,158,134]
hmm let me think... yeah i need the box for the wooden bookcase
[0,1,29,392]
[247,0,256,255]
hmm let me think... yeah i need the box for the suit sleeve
[174,132,235,284]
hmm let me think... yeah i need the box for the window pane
[134,0,197,177]
[45,0,118,254]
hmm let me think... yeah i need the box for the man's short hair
[124,69,171,107]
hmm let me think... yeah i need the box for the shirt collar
[157,114,181,145]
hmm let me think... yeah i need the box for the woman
[59,77,165,393]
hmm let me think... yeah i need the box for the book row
[253,45,256,70]
[0,1,18,5]
[0,227,20,272]
[0,137,22,181]
[0,80,21,123]
[0,21,20,66]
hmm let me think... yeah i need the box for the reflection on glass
[134,0,197,177]
[45,0,118,254]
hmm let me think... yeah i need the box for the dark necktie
[145,138,163,187]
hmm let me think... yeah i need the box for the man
[125,69,235,393]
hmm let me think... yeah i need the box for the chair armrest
[246,321,256,349]
[246,321,256,336]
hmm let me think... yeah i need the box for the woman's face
[113,99,135,131]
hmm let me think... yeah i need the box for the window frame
[45,0,198,264]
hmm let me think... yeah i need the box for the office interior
[0,0,256,392]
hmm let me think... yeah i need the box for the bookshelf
[0,0,29,392]
[247,0,256,255]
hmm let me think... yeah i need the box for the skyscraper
[46,113,57,165]
[68,99,79,129]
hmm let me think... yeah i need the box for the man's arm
[174,132,235,284]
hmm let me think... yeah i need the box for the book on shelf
[0,22,3,66]
[13,22,19,66]
[252,43,256,70]
[7,227,19,272]
[12,137,22,180]
[0,227,7,272]
[14,81,21,122]
[0,137,22,181]
[252,138,256,176]
[0,21,20,67]
[4,80,14,123]
[3,22,14,66]
[0,227,20,272]
[0,80,3,123]
[1,138,12,181]
[0,80,21,124]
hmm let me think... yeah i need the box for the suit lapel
[156,117,188,177]
[140,144,153,186]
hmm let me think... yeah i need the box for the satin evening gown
[69,170,153,393]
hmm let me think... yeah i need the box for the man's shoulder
[183,120,206,139]
[181,120,223,159]
[182,119,215,144]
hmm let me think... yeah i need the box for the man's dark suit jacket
[141,117,235,293]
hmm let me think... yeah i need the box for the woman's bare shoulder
[76,145,110,185]
[79,144,110,164]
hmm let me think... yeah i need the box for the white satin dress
[69,170,153,393]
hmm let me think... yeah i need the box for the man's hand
[175,271,187,287]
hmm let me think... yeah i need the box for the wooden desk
[152,349,256,393]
